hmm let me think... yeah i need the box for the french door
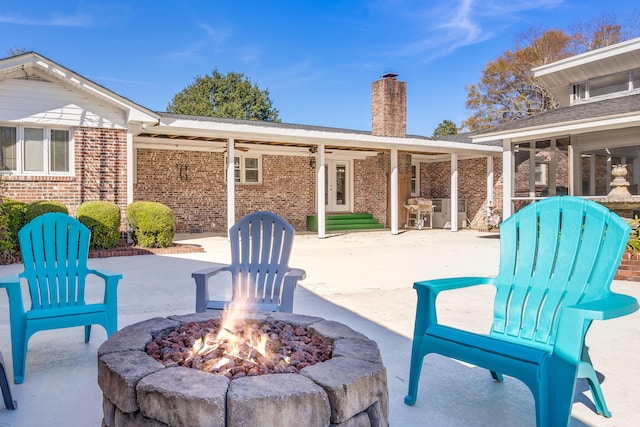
[324,160,351,212]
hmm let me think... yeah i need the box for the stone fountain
[599,164,640,217]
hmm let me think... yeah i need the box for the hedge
[127,201,175,248]
[76,201,122,249]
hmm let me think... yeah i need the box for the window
[535,163,548,186]
[234,155,261,184]
[0,125,72,175]
[589,72,629,97]
[571,83,586,102]
[410,162,420,196]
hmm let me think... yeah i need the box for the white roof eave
[155,117,501,155]
[472,112,640,143]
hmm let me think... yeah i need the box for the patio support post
[502,139,513,219]
[227,139,235,238]
[126,130,134,243]
[486,155,494,219]
[317,144,326,238]
[390,148,399,235]
[450,153,459,232]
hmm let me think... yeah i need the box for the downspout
[227,139,235,237]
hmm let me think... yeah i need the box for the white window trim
[411,161,420,196]
[0,123,74,176]
[234,154,262,184]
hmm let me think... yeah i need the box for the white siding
[0,78,127,128]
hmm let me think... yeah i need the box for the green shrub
[127,201,175,248]
[25,200,68,222]
[0,213,14,264]
[0,198,27,248]
[76,201,122,249]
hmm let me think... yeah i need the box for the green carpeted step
[306,213,385,232]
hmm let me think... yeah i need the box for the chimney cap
[381,72,399,79]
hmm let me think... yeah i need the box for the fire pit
[98,311,388,427]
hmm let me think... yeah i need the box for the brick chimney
[371,73,406,137]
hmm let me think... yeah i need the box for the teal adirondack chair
[192,211,306,313]
[404,196,639,426]
[0,212,122,384]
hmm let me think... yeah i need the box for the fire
[145,300,334,380]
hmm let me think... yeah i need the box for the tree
[7,47,27,56]
[167,70,280,122]
[462,29,573,132]
[462,15,640,132]
[432,119,458,139]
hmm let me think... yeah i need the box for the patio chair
[0,349,17,409]
[404,196,639,426]
[0,213,122,384]
[192,211,306,313]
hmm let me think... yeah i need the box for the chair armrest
[191,264,231,281]
[412,277,494,335]
[567,293,639,321]
[286,267,306,281]
[192,264,231,313]
[555,293,639,364]
[0,275,24,309]
[414,276,494,295]
[0,274,20,289]
[89,269,123,282]
[280,268,307,313]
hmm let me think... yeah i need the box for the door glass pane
[0,126,17,170]
[50,129,69,172]
[335,165,346,205]
[24,128,44,172]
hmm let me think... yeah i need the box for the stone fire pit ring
[98,311,389,427]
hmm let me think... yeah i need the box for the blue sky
[1,0,638,136]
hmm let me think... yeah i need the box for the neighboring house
[472,37,640,219]
[0,53,501,236]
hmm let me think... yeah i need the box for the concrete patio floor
[0,229,639,426]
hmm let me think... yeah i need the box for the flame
[187,299,276,374]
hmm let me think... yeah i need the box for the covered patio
[1,229,637,426]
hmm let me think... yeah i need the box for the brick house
[471,37,640,219]
[0,52,501,236]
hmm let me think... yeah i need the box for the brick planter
[615,252,640,282]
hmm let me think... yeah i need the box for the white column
[126,130,134,206]
[317,144,326,238]
[450,153,459,232]
[227,139,235,237]
[502,139,513,219]
[486,155,494,218]
[390,149,398,235]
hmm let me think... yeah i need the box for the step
[306,214,385,232]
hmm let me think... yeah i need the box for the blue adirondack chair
[0,349,17,409]
[192,211,306,313]
[404,196,639,427]
[0,212,122,384]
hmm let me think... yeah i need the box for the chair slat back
[491,197,630,351]
[228,211,294,307]
[18,213,91,310]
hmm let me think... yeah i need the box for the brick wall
[134,149,317,232]
[615,252,640,282]
[420,155,503,229]
[2,127,128,218]
[354,154,388,225]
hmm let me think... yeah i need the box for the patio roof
[134,113,501,160]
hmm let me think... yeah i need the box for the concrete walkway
[0,229,638,426]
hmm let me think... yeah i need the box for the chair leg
[536,357,577,427]
[0,351,17,409]
[404,336,426,406]
[490,370,503,382]
[84,325,92,343]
